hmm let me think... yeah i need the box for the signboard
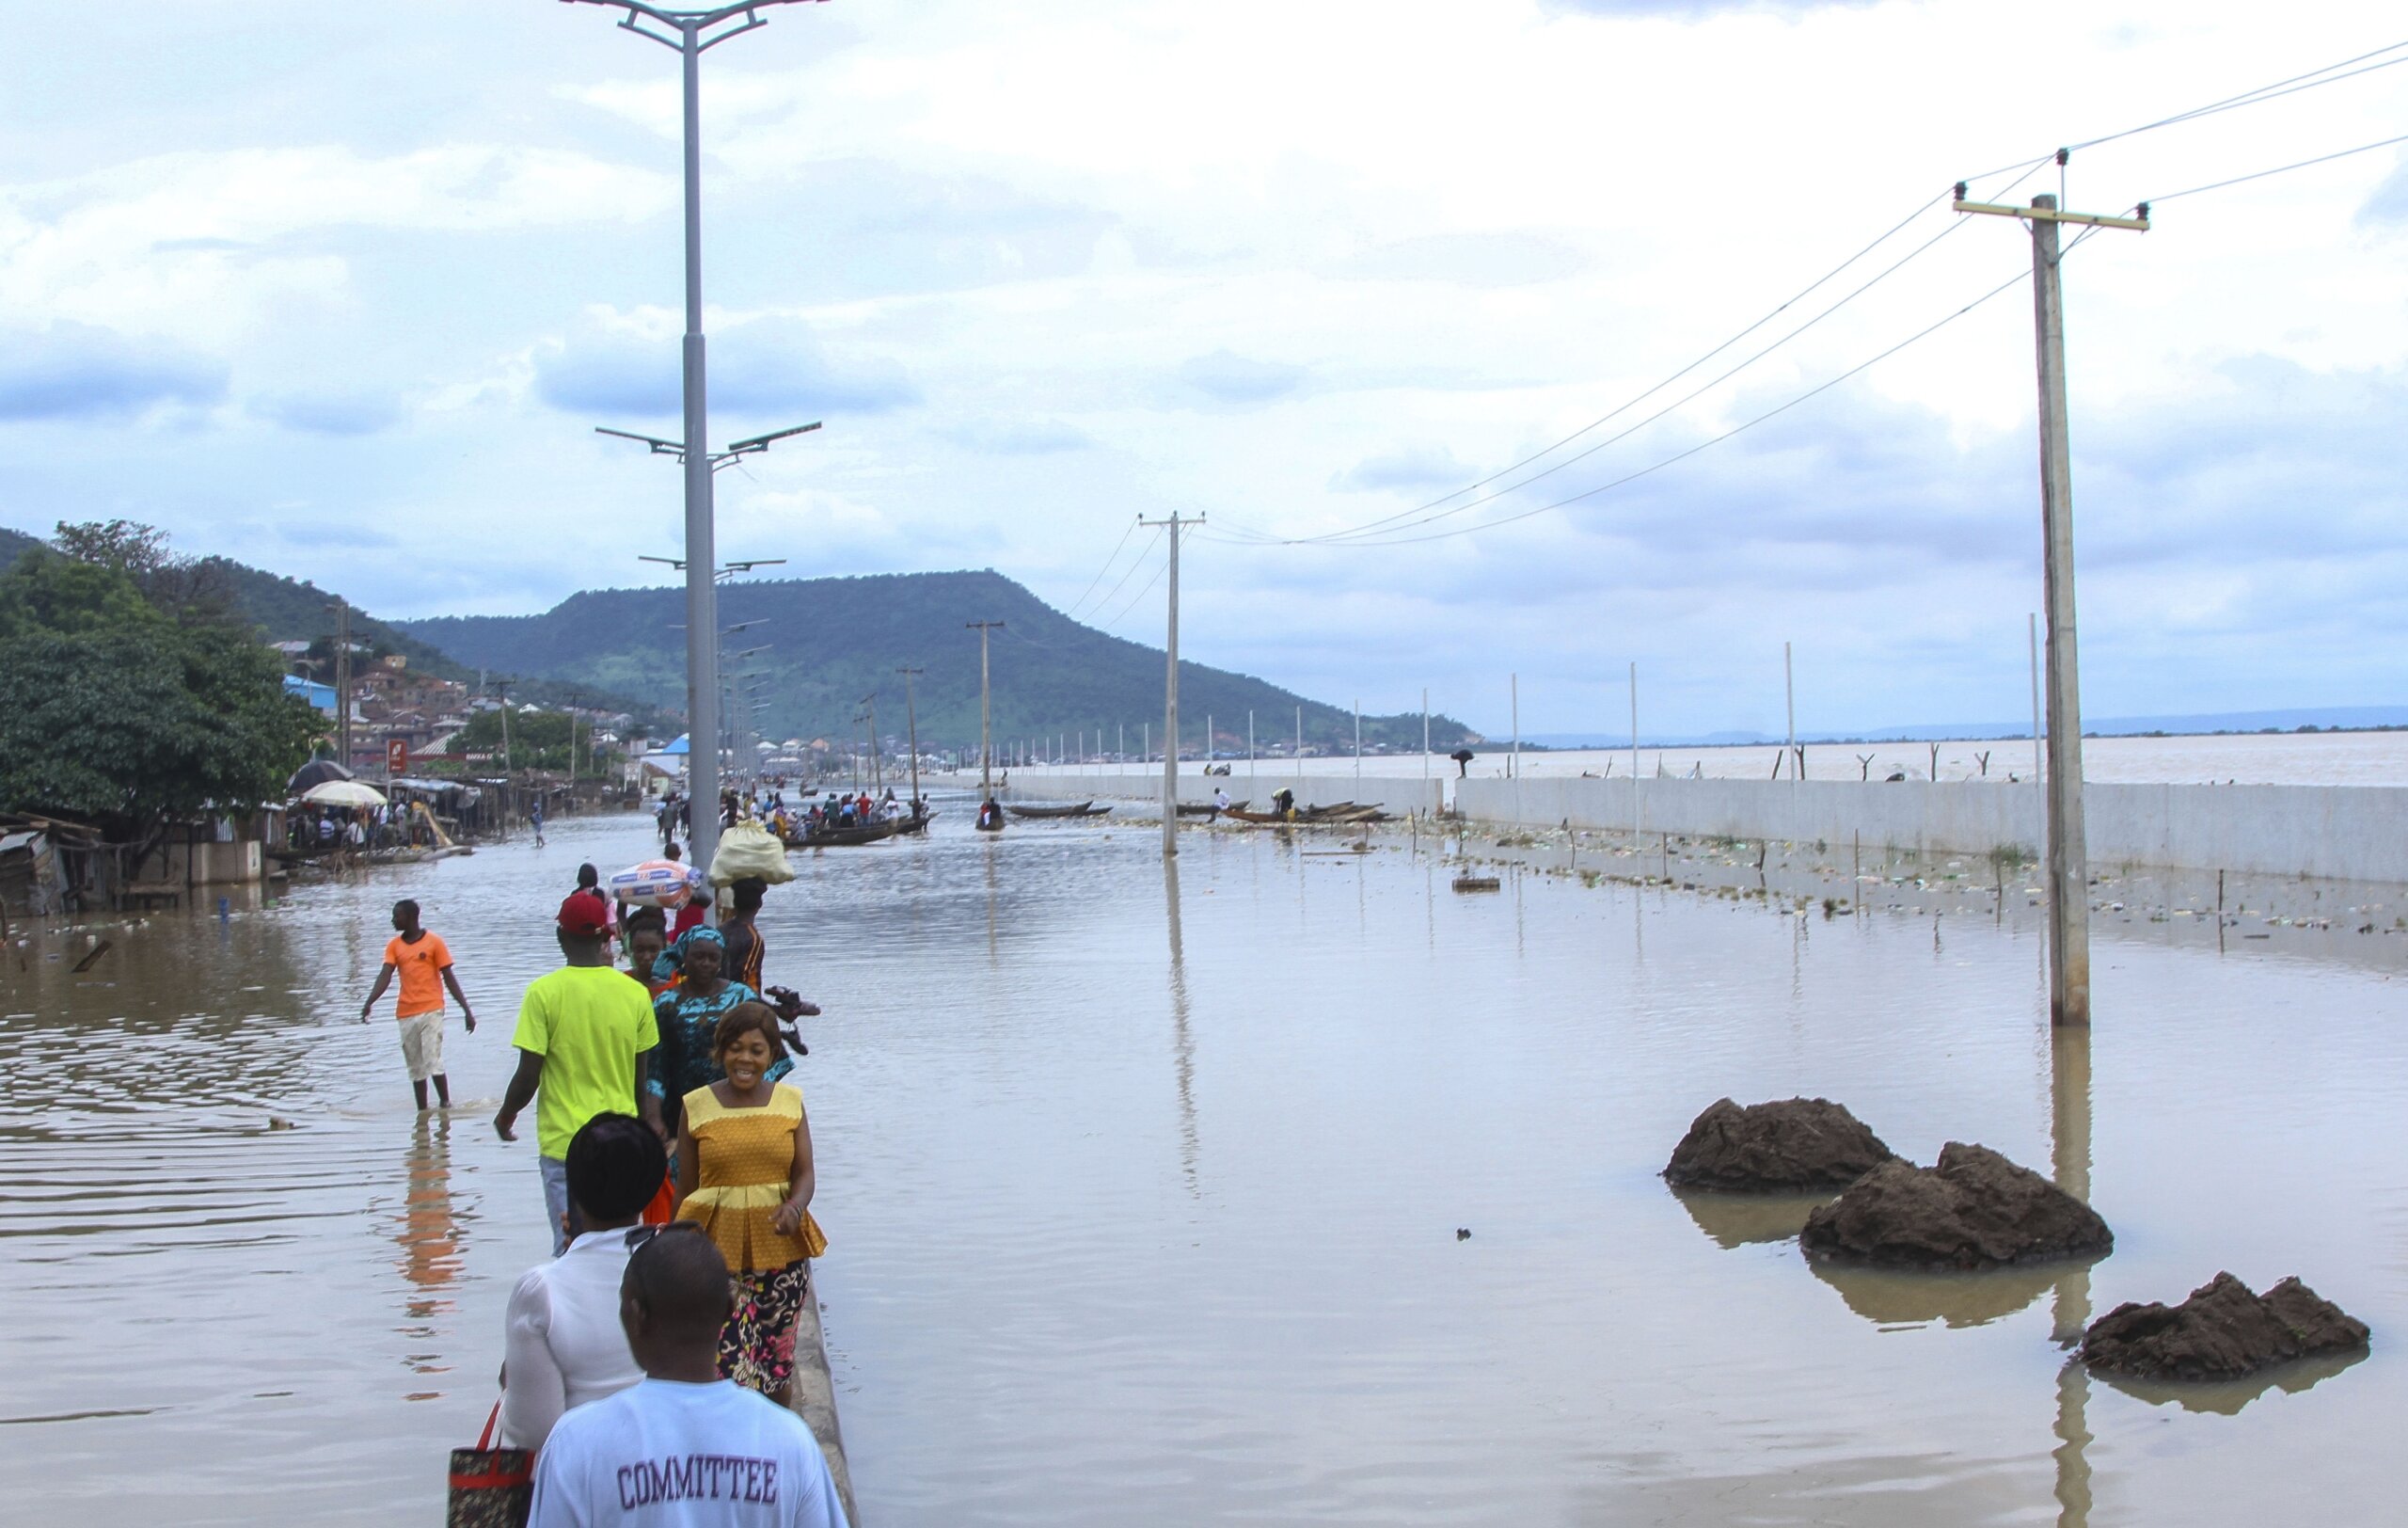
[387,738,409,775]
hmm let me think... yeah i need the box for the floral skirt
[718,1259,810,1395]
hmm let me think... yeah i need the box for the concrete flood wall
[788,1279,858,1526]
[965,771,1448,818]
[1454,776,2408,883]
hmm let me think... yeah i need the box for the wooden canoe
[784,819,904,848]
[1006,801,1113,820]
[1178,800,1246,817]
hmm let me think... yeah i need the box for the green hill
[399,569,1474,756]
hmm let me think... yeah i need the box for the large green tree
[0,542,316,836]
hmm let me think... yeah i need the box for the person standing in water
[526,1225,848,1528]
[498,895,663,1254]
[359,899,476,1111]
[676,1005,820,1404]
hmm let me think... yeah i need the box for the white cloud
[3,0,2407,736]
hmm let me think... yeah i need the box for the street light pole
[566,0,823,875]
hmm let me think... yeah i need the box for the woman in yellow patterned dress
[674,1003,823,1400]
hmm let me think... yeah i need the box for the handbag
[447,1401,533,1528]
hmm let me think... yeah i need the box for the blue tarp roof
[283,674,338,712]
[654,734,690,756]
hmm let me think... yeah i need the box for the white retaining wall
[1454,776,2408,883]
[938,770,1448,818]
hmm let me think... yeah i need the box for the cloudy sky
[3,1,2404,737]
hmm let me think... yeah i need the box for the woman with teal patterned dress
[645,928,790,1138]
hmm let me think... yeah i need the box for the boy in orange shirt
[359,899,478,1110]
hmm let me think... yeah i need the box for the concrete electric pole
[1955,175,2149,1027]
[967,621,1005,799]
[1137,514,1203,856]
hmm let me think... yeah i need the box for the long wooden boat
[1178,800,1246,817]
[1006,801,1113,820]
[784,819,904,848]
[1225,802,1385,826]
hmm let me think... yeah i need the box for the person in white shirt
[499,1114,665,1449]
[530,1225,848,1528]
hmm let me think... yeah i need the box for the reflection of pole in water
[1425,863,1435,951]
[984,847,999,965]
[1513,864,1525,960]
[1164,860,1198,1196]
[2050,1019,2094,1528]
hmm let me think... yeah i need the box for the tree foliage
[0,539,317,834]
[450,708,590,772]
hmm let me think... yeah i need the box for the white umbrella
[300,780,388,808]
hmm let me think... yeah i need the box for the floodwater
[1058,727,2408,785]
[4,803,2404,1525]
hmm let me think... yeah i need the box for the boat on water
[1224,801,1385,825]
[783,806,931,849]
[1178,800,1246,817]
[1006,801,1113,820]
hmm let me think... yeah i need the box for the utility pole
[861,692,879,793]
[568,0,823,877]
[1783,642,1796,780]
[1956,179,2147,1027]
[1137,513,1202,856]
[1294,706,1302,783]
[2029,613,2044,787]
[494,679,515,778]
[1511,674,1520,780]
[1420,689,1430,798]
[967,621,1004,798]
[1354,700,1361,782]
[326,597,353,772]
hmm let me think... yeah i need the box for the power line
[1219,40,2408,558]
[2068,43,2408,154]
[1317,263,2036,549]
[1101,544,1172,630]
[1956,38,2408,181]
[1252,182,1988,547]
[1093,522,1165,616]
[1059,515,1142,620]
[2143,129,2408,206]
[1294,177,2036,547]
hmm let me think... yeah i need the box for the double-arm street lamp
[565,0,827,873]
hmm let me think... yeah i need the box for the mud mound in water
[1798,1142,2111,1269]
[2081,1273,2369,1381]
[1662,1097,1893,1192]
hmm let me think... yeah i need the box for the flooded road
[3,804,2403,1524]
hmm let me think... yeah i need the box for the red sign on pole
[387,738,408,775]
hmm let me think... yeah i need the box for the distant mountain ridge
[400,569,1474,753]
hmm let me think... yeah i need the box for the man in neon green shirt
[498,894,664,1253]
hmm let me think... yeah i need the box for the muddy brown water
[1,805,2401,1524]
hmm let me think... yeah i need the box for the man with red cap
[498,894,664,1253]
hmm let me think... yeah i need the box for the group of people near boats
[358,853,848,1525]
